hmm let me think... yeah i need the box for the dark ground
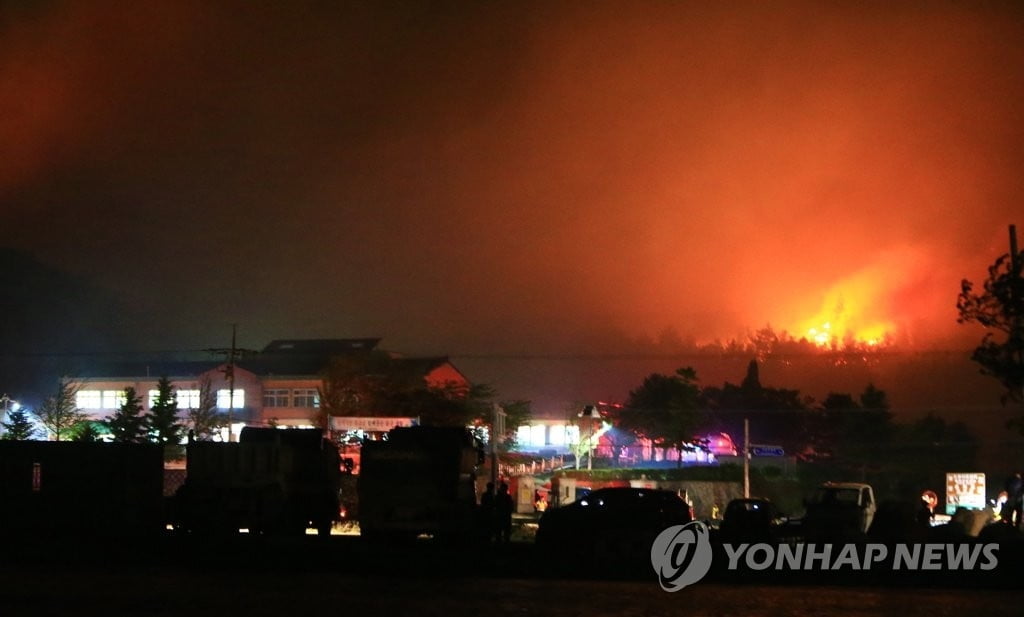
[1,534,1022,616]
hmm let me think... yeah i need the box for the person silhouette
[495,481,514,543]
[478,481,496,541]
[1002,472,1023,526]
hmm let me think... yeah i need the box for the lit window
[517,426,531,446]
[177,390,201,409]
[548,424,566,446]
[101,390,127,410]
[531,425,546,447]
[292,389,318,408]
[263,389,290,408]
[566,426,580,444]
[76,390,102,409]
[217,389,245,409]
[147,389,198,409]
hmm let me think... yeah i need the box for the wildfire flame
[804,320,891,349]
[797,293,895,350]
[785,248,931,350]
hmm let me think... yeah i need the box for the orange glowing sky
[0,2,1021,358]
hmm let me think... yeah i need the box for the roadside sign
[751,445,785,457]
[945,472,985,515]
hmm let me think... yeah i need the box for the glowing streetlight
[1,394,21,437]
[578,405,602,471]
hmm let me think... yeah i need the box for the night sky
[2,2,1022,408]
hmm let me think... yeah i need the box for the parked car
[536,487,692,574]
[717,498,786,542]
[801,482,876,540]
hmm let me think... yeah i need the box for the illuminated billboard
[945,472,986,515]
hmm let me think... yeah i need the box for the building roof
[76,339,463,383]
[260,338,381,354]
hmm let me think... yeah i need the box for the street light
[578,405,601,471]
[1,394,21,437]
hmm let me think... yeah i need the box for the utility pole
[1011,224,1019,271]
[490,403,506,489]
[1011,224,1023,404]
[205,325,257,442]
[743,418,750,499]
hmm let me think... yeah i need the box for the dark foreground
[2,534,1022,616]
[3,567,1022,617]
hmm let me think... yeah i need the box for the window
[76,390,102,410]
[263,389,290,408]
[101,390,126,410]
[217,389,245,409]
[292,389,319,408]
[548,424,566,446]
[148,389,200,410]
[178,390,200,409]
[73,390,125,411]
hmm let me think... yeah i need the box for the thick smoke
[1,2,1021,356]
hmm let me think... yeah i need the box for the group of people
[479,481,514,543]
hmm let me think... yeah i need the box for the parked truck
[357,426,483,541]
[801,481,877,540]
[172,427,341,535]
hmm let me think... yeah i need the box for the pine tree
[2,408,38,440]
[72,421,102,442]
[105,387,149,443]
[148,376,184,459]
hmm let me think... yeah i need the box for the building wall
[75,365,262,425]
[259,377,322,427]
[75,359,466,435]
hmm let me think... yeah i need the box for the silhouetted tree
[1,408,38,440]
[496,399,532,452]
[187,376,225,441]
[105,387,148,443]
[148,376,184,459]
[34,380,87,441]
[623,367,702,467]
[72,421,102,442]
[317,353,383,425]
[818,384,894,476]
[958,245,1024,409]
[894,413,978,484]
[318,351,496,429]
[859,383,890,411]
[386,382,495,427]
[702,359,809,455]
